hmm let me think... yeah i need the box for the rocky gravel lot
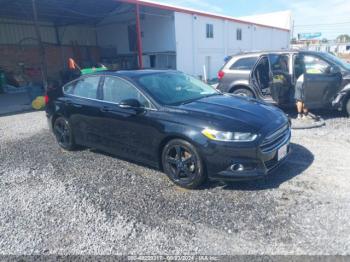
[0,111,349,255]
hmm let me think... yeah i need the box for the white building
[97,0,291,79]
[0,0,291,81]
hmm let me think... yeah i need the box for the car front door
[63,75,103,147]
[298,54,342,109]
[97,76,160,166]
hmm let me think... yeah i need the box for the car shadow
[205,143,314,191]
[87,143,314,191]
[283,108,347,120]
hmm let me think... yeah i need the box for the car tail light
[44,95,49,104]
[218,70,225,80]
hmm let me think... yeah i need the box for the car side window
[269,54,289,74]
[230,57,258,70]
[303,55,330,74]
[63,82,75,95]
[73,76,100,99]
[102,76,151,108]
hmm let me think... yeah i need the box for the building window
[236,28,242,40]
[206,24,214,38]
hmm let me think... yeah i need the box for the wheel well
[229,85,255,97]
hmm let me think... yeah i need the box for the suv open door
[269,53,292,105]
[297,54,342,109]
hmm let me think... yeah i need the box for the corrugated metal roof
[0,18,96,46]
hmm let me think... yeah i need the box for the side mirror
[329,65,341,75]
[119,99,144,110]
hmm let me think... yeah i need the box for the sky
[151,0,350,40]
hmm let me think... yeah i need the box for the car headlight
[201,128,257,142]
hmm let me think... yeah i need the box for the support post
[31,0,48,90]
[135,3,143,69]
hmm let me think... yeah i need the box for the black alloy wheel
[53,117,75,150]
[162,139,206,189]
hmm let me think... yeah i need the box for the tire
[345,97,350,117]
[53,117,76,150]
[231,88,254,98]
[162,139,206,189]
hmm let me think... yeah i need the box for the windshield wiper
[178,93,221,105]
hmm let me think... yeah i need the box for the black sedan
[46,70,291,189]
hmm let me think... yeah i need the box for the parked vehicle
[217,50,350,115]
[46,70,291,189]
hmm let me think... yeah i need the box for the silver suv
[217,50,350,115]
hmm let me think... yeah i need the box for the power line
[295,21,350,27]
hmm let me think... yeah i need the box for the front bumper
[212,145,291,181]
[203,127,291,181]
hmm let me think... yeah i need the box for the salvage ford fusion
[46,70,291,188]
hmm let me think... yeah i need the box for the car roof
[88,69,176,79]
[230,50,326,58]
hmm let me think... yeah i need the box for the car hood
[177,94,288,132]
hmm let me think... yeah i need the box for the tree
[336,34,350,43]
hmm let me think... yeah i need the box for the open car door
[250,55,272,97]
[269,53,292,105]
[301,55,342,109]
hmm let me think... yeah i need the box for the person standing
[294,73,309,119]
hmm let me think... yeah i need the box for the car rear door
[249,55,271,98]
[97,76,160,166]
[63,75,104,147]
[268,53,292,105]
[301,55,342,108]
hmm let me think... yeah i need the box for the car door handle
[66,101,82,108]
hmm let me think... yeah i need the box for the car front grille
[264,157,279,170]
[260,124,290,153]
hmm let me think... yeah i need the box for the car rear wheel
[232,88,254,98]
[53,117,76,150]
[162,139,206,189]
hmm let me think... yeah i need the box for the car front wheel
[232,88,254,98]
[53,117,76,150]
[162,139,206,189]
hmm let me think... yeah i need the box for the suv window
[269,54,289,74]
[294,54,331,78]
[63,76,100,99]
[304,55,330,74]
[102,76,151,108]
[230,57,258,70]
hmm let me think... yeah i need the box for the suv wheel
[162,139,207,189]
[232,88,254,98]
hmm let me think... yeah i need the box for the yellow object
[306,68,322,74]
[32,96,45,110]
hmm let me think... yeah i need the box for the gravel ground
[0,111,349,255]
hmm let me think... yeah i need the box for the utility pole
[31,0,48,90]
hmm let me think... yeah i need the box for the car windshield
[322,52,350,70]
[136,72,220,105]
